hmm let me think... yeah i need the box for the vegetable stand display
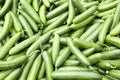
[0,0,120,80]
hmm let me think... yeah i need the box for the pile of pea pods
[0,0,120,80]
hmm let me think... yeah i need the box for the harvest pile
[0,0,120,80]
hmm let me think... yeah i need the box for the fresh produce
[0,0,120,80]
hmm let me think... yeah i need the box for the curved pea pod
[38,62,45,80]
[73,0,86,13]
[9,34,39,55]
[70,15,95,30]
[4,68,22,80]
[73,38,102,51]
[98,16,112,43]
[73,6,97,23]
[42,51,54,80]
[0,55,27,70]
[101,49,120,60]
[110,3,120,30]
[51,71,102,80]
[97,59,120,70]
[63,59,80,66]
[67,0,75,25]
[99,0,114,6]
[0,69,13,80]
[42,0,50,8]
[19,51,38,80]
[0,0,12,17]
[80,23,100,40]
[43,12,68,34]
[83,1,99,9]
[19,10,39,32]
[66,37,90,66]
[20,0,40,23]
[108,70,120,79]
[54,25,71,35]
[12,0,17,14]
[0,32,21,59]
[106,36,120,48]
[52,34,60,64]
[88,53,102,65]
[32,0,39,12]
[97,8,115,17]
[10,11,23,32]
[55,47,70,68]
[39,5,46,25]
[26,31,52,55]
[18,15,34,37]
[27,54,42,80]
[0,12,12,41]
[110,22,120,36]
[46,2,68,20]
[98,0,119,11]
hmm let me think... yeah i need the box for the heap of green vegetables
[0,0,120,80]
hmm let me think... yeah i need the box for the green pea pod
[19,51,38,80]
[110,22,120,36]
[0,0,12,17]
[83,1,99,9]
[43,12,68,33]
[19,10,39,32]
[42,0,50,8]
[55,47,70,68]
[0,32,21,59]
[106,36,120,48]
[97,59,120,69]
[0,13,12,41]
[9,34,39,55]
[10,11,23,32]
[73,0,86,13]
[66,37,91,66]
[46,2,68,20]
[70,15,95,30]
[18,15,34,37]
[52,34,60,64]
[80,23,100,40]
[39,5,47,25]
[26,32,51,55]
[0,69,13,80]
[98,16,112,43]
[67,0,75,25]
[63,59,80,66]
[51,71,102,80]
[20,0,40,23]
[38,62,45,80]
[32,0,39,12]
[42,51,54,80]
[111,3,120,30]
[108,70,120,79]
[27,54,42,80]
[12,0,17,14]
[0,55,27,70]
[4,68,22,80]
[73,6,97,23]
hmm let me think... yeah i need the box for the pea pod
[20,0,40,23]
[67,0,75,25]
[51,71,102,80]
[32,0,39,12]
[4,68,22,80]
[98,16,112,43]
[27,54,42,80]
[19,51,38,80]
[66,37,90,66]
[42,51,53,80]
[19,10,39,32]
[0,55,27,70]
[38,62,45,80]
[0,32,21,59]
[0,13,12,41]
[73,6,97,23]
[108,70,120,79]
[42,0,50,8]
[0,0,12,17]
